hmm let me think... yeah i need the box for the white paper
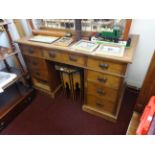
[0,71,17,93]
[0,88,4,93]
[29,35,59,44]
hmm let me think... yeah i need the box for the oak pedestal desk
[17,35,139,122]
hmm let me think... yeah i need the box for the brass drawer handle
[35,71,40,76]
[97,77,107,83]
[69,55,78,61]
[31,60,37,65]
[96,88,105,95]
[49,51,56,58]
[99,63,109,69]
[29,48,34,54]
[0,121,5,126]
[0,121,5,130]
[96,102,104,108]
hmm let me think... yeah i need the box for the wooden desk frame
[17,34,138,123]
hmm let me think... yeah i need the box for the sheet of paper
[29,35,59,44]
[0,72,17,93]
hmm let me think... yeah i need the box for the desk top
[16,34,139,64]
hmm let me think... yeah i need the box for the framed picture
[94,43,125,57]
[70,40,98,52]
[53,37,74,47]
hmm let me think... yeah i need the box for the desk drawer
[87,58,126,75]
[87,70,123,90]
[43,50,67,62]
[25,56,47,70]
[32,77,51,92]
[86,95,116,114]
[24,56,49,81]
[31,70,49,81]
[22,45,42,57]
[44,49,85,66]
[66,54,85,66]
[87,81,118,102]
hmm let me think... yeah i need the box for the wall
[126,19,155,88]
[20,19,32,36]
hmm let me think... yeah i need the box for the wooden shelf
[1,67,28,90]
[0,46,19,61]
[0,84,34,131]
[0,83,33,119]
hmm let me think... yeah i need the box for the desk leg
[69,73,75,100]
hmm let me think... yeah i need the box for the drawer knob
[0,121,5,130]
[29,48,34,53]
[99,63,109,69]
[0,122,4,126]
[97,77,107,83]
[35,72,40,76]
[96,88,105,95]
[69,55,77,61]
[96,102,104,108]
[49,51,56,58]
[31,60,37,65]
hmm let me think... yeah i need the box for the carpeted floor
[1,88,138,135]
